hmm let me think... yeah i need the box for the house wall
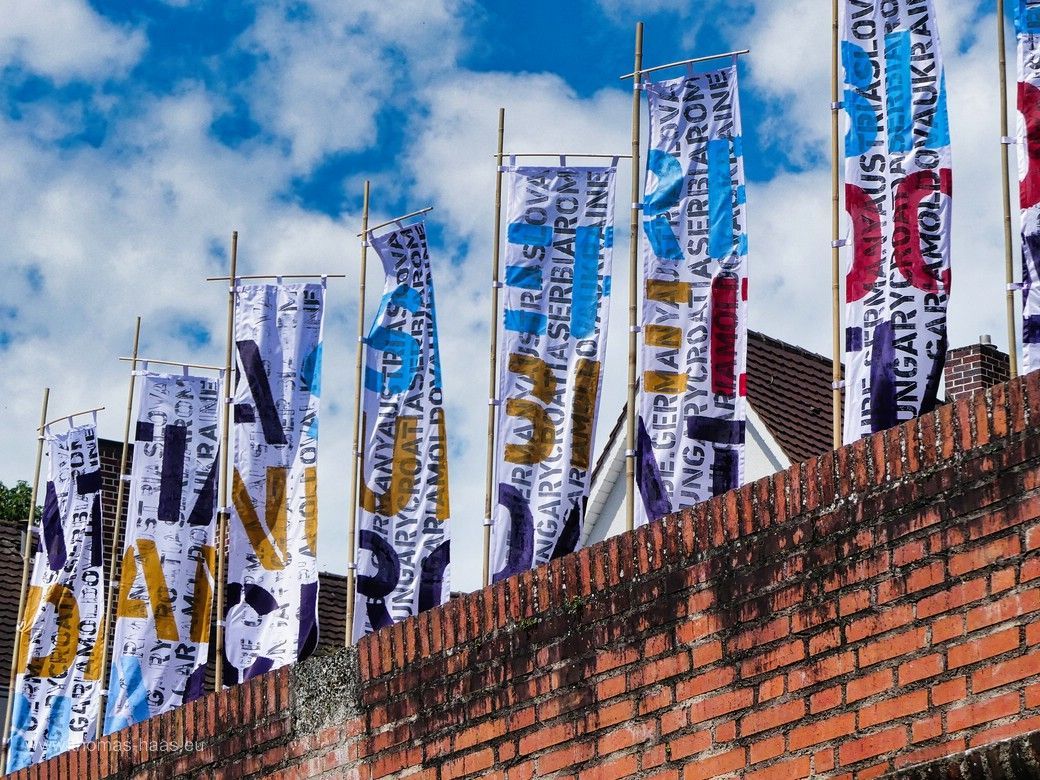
[11,372,1040,780]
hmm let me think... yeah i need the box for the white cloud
[0,0,145,82]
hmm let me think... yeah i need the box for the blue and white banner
[8,424,104,772]
[353,221,451,640]
[842,0,952,442]
[225,283,323,684]
[104,372,220,734]
[1018,0,1040,372]
[490,164,616,578]
[636,66,749,525]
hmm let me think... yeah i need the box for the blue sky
[0,0,1012,590]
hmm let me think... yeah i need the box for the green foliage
[0,480,36,524]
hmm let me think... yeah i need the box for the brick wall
[13,372,1040,779]
[944,342,1011,403]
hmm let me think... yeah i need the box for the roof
[745,330,840,464]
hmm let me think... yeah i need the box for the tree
[0,480,37,524]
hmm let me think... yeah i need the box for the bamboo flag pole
[831,0,844,448]
[95,316,142,738]
[482,108,506,588]
[1,388,49,770]
[214,231,238,690]
[998,0,1021,378]
[624,22,644,533]
[345,181,371,646]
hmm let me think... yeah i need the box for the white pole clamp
[1009,282,1028,291]
[831,101,844,111]
[483,519,493,527]
[630,326,643,334]
[832,380,846,390]
[1001,136,1018,145]
[832,239,848,248]
[625,449,637,458]
[489,398,501,407]
[632,202,644,211]
[493,281,504,289]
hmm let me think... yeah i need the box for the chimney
[944,335,1011,403]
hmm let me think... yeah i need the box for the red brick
[912,714,942,743]
[971,651,1040,693]
[730,616,790,652]
[810,685,843,714]
[898,654,944,686]
[847,668,894,703]
[846,605,914,643]
[966,588,1040,631]
[895,738,967,769]
[838,726,907,766]
[949,535,1021,576]
[739,640,806,679]
[916,578,988,618]
[932,676,967,706]
[858,690,928,728]
[932,614,964,643]
[947,692,1020,732]
[967,712,1040,748]
[877,562,944,604]
[746,755,811,780]
[750,735,784,764]
[790,713,855,749]
[689,688,754,725]
[947,626,1020,669]
[675,666,736,700]
[857,628,925,667]
[681,747,745,780]
[739,699,805,737]
[839,589,871,617]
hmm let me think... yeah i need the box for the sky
[0,0,1012,594]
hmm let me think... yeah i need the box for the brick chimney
[944,335,1011,403]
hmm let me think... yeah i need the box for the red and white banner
[636,65,749,524]
[841,0,952,442]
[1018,0,1040,372]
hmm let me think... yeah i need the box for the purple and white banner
[636,66,749,525]
[104,372,220,734]
[842,0,952,442]
[225,283,323,684]
[354,221,451,641]
[489,164,616,579]
[8,424,104,772]
[1018,0,1040,372]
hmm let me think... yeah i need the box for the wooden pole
[998,0,1020,378]
[345,181,370,645]
[831,0,844,447]
[482,108,506,588]
[214,231,238,690]
[0,388,49,770]
[95,316,142,737]
[625,22,644,533]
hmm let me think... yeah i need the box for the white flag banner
[1019,0,1040,372]
[490,164,616,579]
[636,66,749,526]
[354,221,451,640]
[8,424,104,772]
[842,0,952,442]
[225,283,323,684]
[104,373,220,734]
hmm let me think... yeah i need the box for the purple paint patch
[76,469,102,495]
[183,662,207,704]
[551,498,584,560]
[41,481,66,571]
[357,530,400,631]
[241,656,275,683]
[637,417,671,523]
[236,340,287,446]
[90,494,103,568]
[418,540,449,613]
[135,421,154,442]
[846,326,864,352]
[920,332,947,414]
[711,447,740,497]
[1025,316,1040,345]
[157,425,187,524]
[869,320,898,433]
[687,416,746,445]
[297,581,319,662]
[492,483,534,583]
[187,452,218,527]
[233,404,255,423]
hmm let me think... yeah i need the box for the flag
[225,283,323,684]
[490,163,617,578]
[636,65,749,525]
[1019,0,1040,372]
[354,221,451,640]
[104,372,220,733]
[842,0,952,442]
[8,424,104,772]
